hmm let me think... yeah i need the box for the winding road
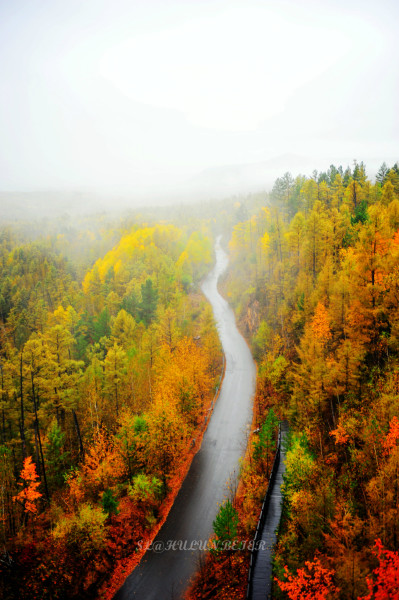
[114,236,256,600]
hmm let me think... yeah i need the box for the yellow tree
[304,201,328,283]
[154,337,212,428]
[22,337,50,501]
[110,309,136,351]
[300,179,319,213]
[103,343,128,417]
[344,180,365,213]
[157,306,179,349]
[331,173,345,208]
[293,302,333,449]
[43,325,84,456]
[286,212,305,273]
[366,417,399,548]
[115,411,147,480]
[349,204,391,363]
[145,399,188,490]
[82,429,126,500]
[380,180,396,206]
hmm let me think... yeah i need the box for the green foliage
[283,434,315,498]
[254,408,278,462]
[133,415,147,434]
[53,504,107,555]
[253,320,272,359]
[138,279,158,326]
[0,445,15,535]
[351,199,369,225]
[93,307,111,342]
[376,162,389,185]
[121,290,138,318]
[267,355,290,392]
[101,489,119,516]
[128,473,163,505]
[45,422,70,491]
[212,500,239,551]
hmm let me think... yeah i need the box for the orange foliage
[311,302,332,344]
[65,469,85,507]
[83,430,126,494]
[373,231,390,257]
[329,423,350,445]
[276,558,339,600]
[66,430,126,505]
[13,456,42,514]
[383,416,399,456]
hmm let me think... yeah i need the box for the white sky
[0,0,398,194]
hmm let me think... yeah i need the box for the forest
[0,211,228,598]
[190,160,399,600]
[1,160,399,599]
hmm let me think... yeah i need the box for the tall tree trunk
[19,353,26,458]
[0,365,5,444]
[31,371,50,502]
[72,409,84,457]
[1,407,5,446]
[33,424,41,478]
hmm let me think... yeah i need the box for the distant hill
[0,155,393,221]
[187,154,319,196]
[0,191,113,222]
[184,154,396,198]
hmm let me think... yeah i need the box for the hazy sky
[0,0,398,194]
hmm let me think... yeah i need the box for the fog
[0,0,398,213]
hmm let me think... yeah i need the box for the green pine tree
[212,500,239,552]
[138,279,158,326]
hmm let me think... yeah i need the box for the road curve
[114,236,256,600]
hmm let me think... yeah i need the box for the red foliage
[383,416,399,456]
[359,539,399,600]
[276,557,339,600]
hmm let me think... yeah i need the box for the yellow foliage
[53,503,107,555]
[83,224,184,292]
[311,302,331,343]
[79,430,126,499]
[153,337,212,425]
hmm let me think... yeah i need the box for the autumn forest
[1,160,399,599]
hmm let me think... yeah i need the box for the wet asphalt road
[113,236,256,600]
